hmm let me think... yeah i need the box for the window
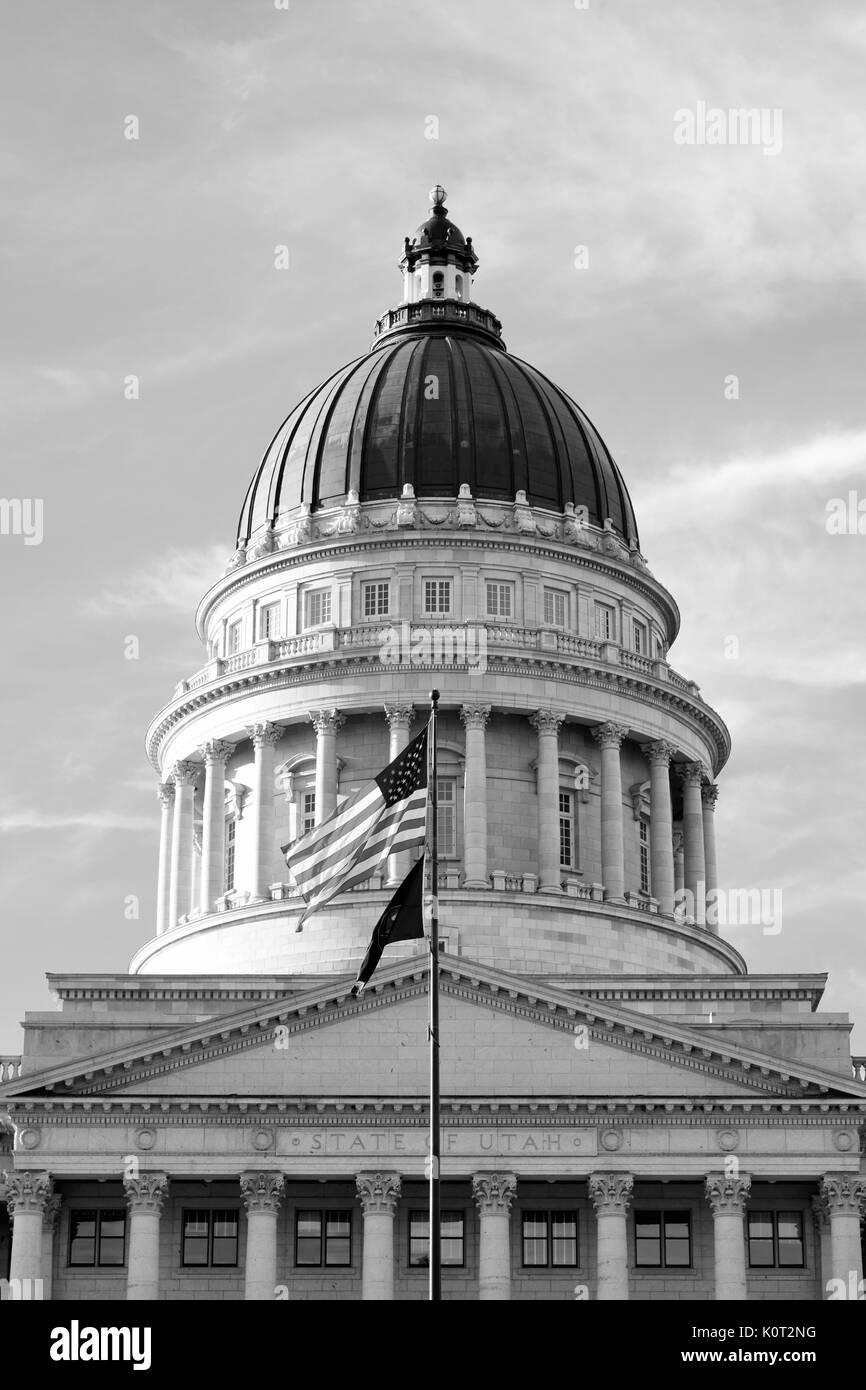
[486,582,513,619]
[363,581,390,618]
[639,818,650,894]
[424,579,452,615]
[455,274,464,301]
[224,818,236,893]
[633,620,646,654]
[559,790,575,869]
[521,1212,579,1267]
[437,777,456,856]
[432,271,445,300]
[635,1211,691,1268]
[68,1210,126,1267]
[227,620,243,655]
[748,1211,804,1268]
[259,602,280,640]
[543,588,567,629]
[595,604,615,641]
[181,1210,238,1267]
[304,589,332,628]
[295,1211,352,1267]
[302,791,316,835]
[409,1212,465,1267]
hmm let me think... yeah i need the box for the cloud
[0,811,154,833]
[80,544,227,619]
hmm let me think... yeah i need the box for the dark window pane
[325,1212,351,1267]
[551,1214,578,1267]
[663,1214,690,1268]
[296,1212,322,1266]
[778,1212,803,1267]
[98,1213,126,1267]
[635,1237,661,1267]
[749,1213,773,1240]
[635,1212,662,1267]
[212,1211,238,1266]
[69,1211,97,1266]
[182,1212,210,1267]
[441,1211,464,1266]
[522,1214,548,1267]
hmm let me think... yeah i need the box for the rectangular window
[543,588,567,629]
[295,1211,352,1267]
[633,620,646,654]
[437,777,456,857]
[68,1209,127,1267]
[559,790,574,869]
[227,620,243,655]
[423,579,452,615]
[748,1211,804,1268]
[304,589,332,628]
[363,581,390,617]
[595,604,615,641]
[259,602,280,640]
[182,1210,238,1268]
[408,1212,465,1267]
[224,818,236,893]
[639,818,650,894]
[302,791,316,835]
[485,582,513,619]
[521,1211,579,1268]
[635,1211,692,1268]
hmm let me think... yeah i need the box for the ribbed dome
[238,330,639,545]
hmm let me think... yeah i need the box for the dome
[238,330,639,545]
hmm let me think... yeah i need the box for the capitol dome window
[594,603,616,642]
[258,601,280,640]
[633,620,647,655]
[485,581,513,620]
[559,791,576,869]
[455,274,464,300]
[362,580,390,618]
[227,619,243,655]
[423,577,452,616]
[542,587,568,629]
[303,587,332,629]
[224,817,236,893]
[432,271,445,299]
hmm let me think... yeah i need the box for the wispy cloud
[0,811,154,833]
[81,544,227,619]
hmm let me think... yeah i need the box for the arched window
[432,271,445,300]
[455,274,463,301]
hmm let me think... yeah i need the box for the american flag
[284,726,428,926]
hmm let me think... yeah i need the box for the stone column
[588,1172,633,1300]
[168,761,198,928]
[41,1194,62,1301]
[247,723,282,900]
[705,1172,751,1300]
[356,1172,401,1301]
[819,1173,865,1292]
[384,705,415,884]
[198,739,235,914]
[155,782,174,936]
[810,1193,832,1297]
[678,763,707,923]
[124,1172,168,1300]
[240,1171,285,1301]
[590,723,628,902]
[6,1171,53,1288]
[702,783,719,901]
[461,704,492,889]
[472,1171,517,1300]
[309,709,345,825]
[529,710,565,893]
[673,831,684,896]
[640,740,676,916]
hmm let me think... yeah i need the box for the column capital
[308,709,346,738]
[383,704,415,733]
[701,782,720,809]
[529,709,565,737]
[248,722,282,750]
[677,761,706,789]
[240,1170,285,1214]
[819,1172,866,1216]
[199,738,236,765]
[3,1170,53,1218]
[472,1171,517,1214]
[810,1192,831,1234]
[460,703,492,732]
[123,1171,168,1214]
[588,1172,634,1215]
[705,1172,751,1214]
[157,780,175,807]
[172,760,200,787]
[639,739,677,767]
[356,1171,402,1216]
[590,722,628,751]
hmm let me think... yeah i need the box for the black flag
[350,855,426,995]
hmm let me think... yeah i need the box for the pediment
[3,955,864,1107]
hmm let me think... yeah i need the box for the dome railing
[172,623,702,701]
[372,297,504,345]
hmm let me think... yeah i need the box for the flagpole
[428,688,441,1302]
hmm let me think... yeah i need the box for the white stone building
[1,188,864,1302]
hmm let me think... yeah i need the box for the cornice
[146,649,730,774]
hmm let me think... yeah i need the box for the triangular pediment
[3,956,864,1109]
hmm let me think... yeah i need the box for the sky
[1,0,865,1052]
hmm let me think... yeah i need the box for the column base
[462,879,490,890]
